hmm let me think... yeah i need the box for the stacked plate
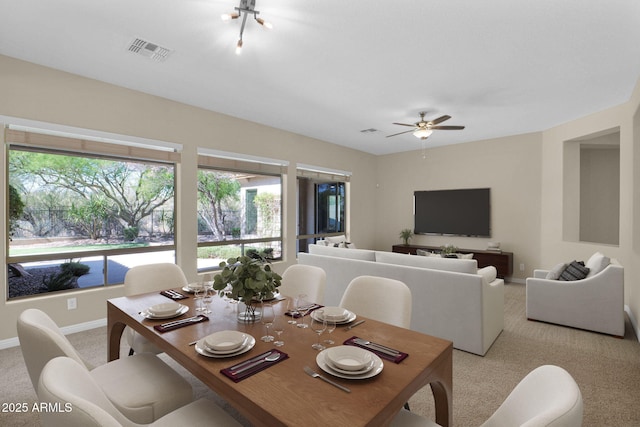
[310,306,356,324]
[316,345,383,379]
[195,331,255,358]
[141,302,188,319]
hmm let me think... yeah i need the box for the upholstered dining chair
[339,275,412,328]
[278,264,327,304]
[123,262,189,355]
[391,365,583,427]
[17,308,194,424]
[37,356,242,427]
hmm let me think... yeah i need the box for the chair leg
[128,347,135,356]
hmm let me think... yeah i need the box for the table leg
[430,349,453,427]
[107,303,126,362]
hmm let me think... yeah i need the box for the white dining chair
[17,308,194,424]
[391,365,583,427]
[339,275,412,328]
[123,262,189,355]
[279,264,326,304]
[37,356,242,427]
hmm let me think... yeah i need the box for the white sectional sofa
[298,244,504,356]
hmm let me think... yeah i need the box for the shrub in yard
[60,262,90,277]
[43,271,76,292]
[123,226,139,241]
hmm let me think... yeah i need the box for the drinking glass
[310,310,327,350]
[296,294,310,329]
[324,319,336,345]
[273,315,285,347]
[260,302,275,342]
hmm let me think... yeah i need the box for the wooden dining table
[107,288,453,427]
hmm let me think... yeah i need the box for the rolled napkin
[153,315,208,332]
[160,290,189,300]
[344,336,408,363]
[220,349,288,382]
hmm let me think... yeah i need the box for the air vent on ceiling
[128,38,172,62]
[360,128,379,133]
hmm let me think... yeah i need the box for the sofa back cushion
[375,251,478,274]
[308,244,376,261]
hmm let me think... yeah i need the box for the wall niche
[563,128,620,245]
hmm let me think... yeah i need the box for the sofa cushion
[308,244,375,261]
[545,262,568,280]
[559,261,590,281]
[585,252,610,277]
[375,251,478,274]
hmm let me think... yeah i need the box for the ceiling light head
[221,12,240,21]
[255,17,273,29]
[413,128,433,140]
[235,39,243,55]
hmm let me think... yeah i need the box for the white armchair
[526,253,624,337]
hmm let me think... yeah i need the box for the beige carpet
[2,283,640,426]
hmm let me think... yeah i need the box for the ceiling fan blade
[392,122,417,127]
[431,125,465,130]
[430,115,451,125]
[386,129,415,138]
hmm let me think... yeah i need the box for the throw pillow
[457,253,474,259]
[585,252,610,277]
[545,263,567,280]
[559,261,590,281]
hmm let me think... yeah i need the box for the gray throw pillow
[559,260,590,281]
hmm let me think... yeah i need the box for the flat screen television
[414,188,491,237]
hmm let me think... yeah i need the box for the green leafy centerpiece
[212,250,282,323]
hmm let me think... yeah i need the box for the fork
[160,316,202,328]
[303,366,350,393]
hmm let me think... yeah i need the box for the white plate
[325,357,376,376]
[148,302,182,316]
[195,335,256,358]
[141,304,189,319]
[204,330,247,352]
[316,349,383,379]
[311,309,356,325]
[325,345,373,371]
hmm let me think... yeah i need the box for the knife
[228,350,275,371]
[345,320,365,331]
[160,315,200,328]
[353,338,400,356]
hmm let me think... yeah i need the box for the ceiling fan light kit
[387,111,465,142]
[222,0,272,54]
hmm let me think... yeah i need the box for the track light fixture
[222,0,272,54]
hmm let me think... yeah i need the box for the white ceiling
[1,0,639,155]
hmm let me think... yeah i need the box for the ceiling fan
[387,112,465,140]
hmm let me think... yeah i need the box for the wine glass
[273,315,285,347]
[260,302,275,342]
[286,297,298,325]
[310,311,327,350]
[324,319,336,345]
[201,285,213,314]
[194,287,205,312]
[296,294,310,329]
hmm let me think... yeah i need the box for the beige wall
[0,55,376,342]
[373,132,543,281]
[1,53,639,343]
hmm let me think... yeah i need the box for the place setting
[195,330,256,359]
[140,302,189,320]
[343,336,409,363]
[310,306,356,325]
[315,345,384,380]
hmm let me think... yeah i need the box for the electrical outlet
[67,297,77,310]
[520,263,525,272]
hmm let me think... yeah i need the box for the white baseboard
[507,277,525,284]
[0,318,107,350]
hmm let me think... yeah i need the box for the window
[296,164,350,253]
[5,128,179,300]
[196,151,285,272]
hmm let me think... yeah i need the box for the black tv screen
[414,188,491,237]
